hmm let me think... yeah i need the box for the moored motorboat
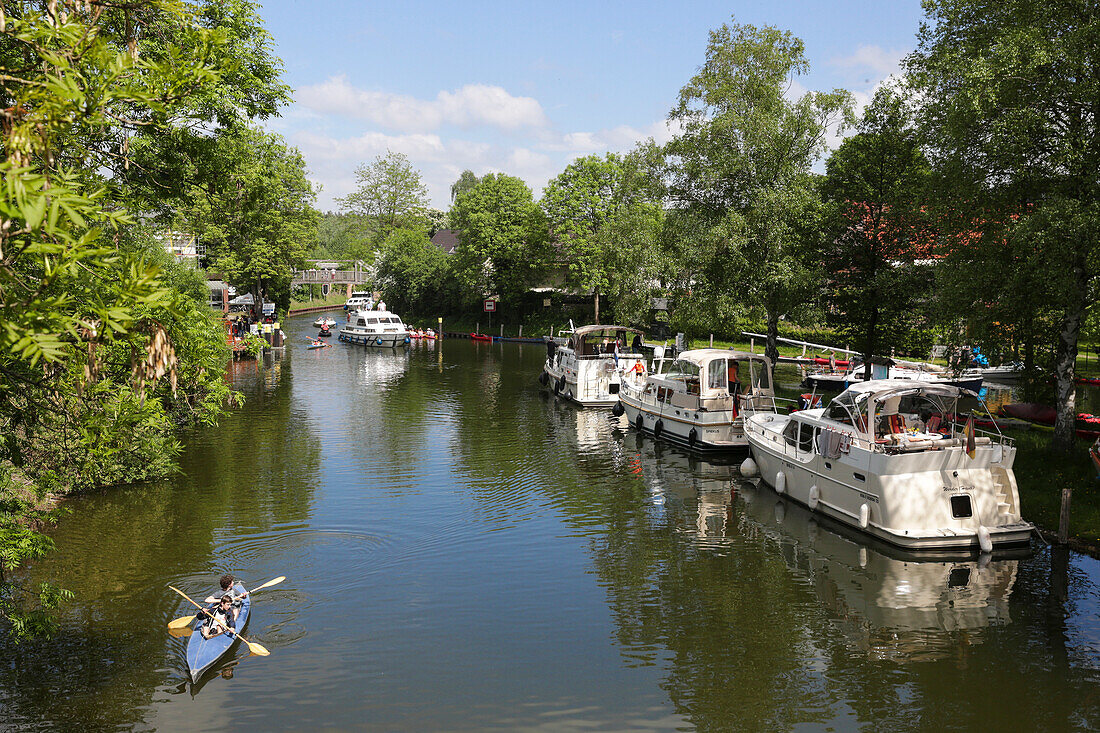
[339,308,409,348]
[618,348,776,451]
[745,380,1033,552]
[804,356,983,393]
[541,325,647,407]
[186,583,251,681]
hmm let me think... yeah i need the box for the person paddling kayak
[196,593,237,640]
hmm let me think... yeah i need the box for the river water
[3,315,1100,731]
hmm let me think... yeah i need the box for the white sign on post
[484,299,496,312]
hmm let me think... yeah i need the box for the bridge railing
[291,270,368,284]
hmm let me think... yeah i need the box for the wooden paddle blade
[246,641,271,656]
[168,614,196,630]
[251,576,286,593]
[168,625,194,639]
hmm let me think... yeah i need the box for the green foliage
[374,228,455,317]
[450,173,551,304]
[909,0,1100,450]
[310,212,375,263]
[0,0,279,637]
[665,17,853,363]
[337,151,430,245]
[821,85,935,374]
[541,151,664,322]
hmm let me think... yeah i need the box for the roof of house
[431,229,460,254]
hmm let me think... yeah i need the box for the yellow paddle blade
[168,625,194,639]
[168,614,196,630]
[251,576,286,592]
[246,641,271,656]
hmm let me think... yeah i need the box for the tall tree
[153,125,319,312]
[337,151,429,244]
[666,18,852,363]
[0,0,256,637]
[450,170,481,204]
[541,152,664,323]
[822,85,934,377]
[450,173,549,304]
[374,228,453,316]
[907,0,1100,455]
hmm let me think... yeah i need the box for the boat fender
[739,456,758,477]
[775,471,786,495]
[688,428,698,446]
[556,375,566,393]
[635,413,645,433]
[539,371,549,386]
[654,419,664,438]
[566,390,573,400]
[808,484,820,510]
[859,503,870,528]
[977,525,993,554]
[612,401,625,417]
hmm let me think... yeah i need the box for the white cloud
[296,76,549,133]
[830,45,906,80]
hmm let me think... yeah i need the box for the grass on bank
[1007,427,1100,546]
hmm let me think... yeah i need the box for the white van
[344,291,373,311]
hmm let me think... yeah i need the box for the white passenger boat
[616,349,776,452]
[343,291,373,311]
[803,356,984,393]
[338,308,409,348]
[539,325,647,407]
[744,380,1033,552]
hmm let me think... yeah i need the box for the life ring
[556,375,566,393]
[654,419,664,438]
[635,413,644,432]
[688,428,698,446]
[539,371,549,386]
[612,402,625,417]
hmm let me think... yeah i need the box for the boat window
[826,392,857,425]
[751,358,771,390]
[798,423,814,453]
[657,386,669,403]
[366,318,379,324]
[708,360,728,392]
[783,420,800,448]
[356,319,366,326]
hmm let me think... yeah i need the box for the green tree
[450,172,550,304]
[311,212,375,263]
[374,228,453,316]
[337,151,429,244]
[908,0,1100,456]
[666,18,852,363]
[822,85,934,375]
[450,170,481,204]
[541,152,664,323]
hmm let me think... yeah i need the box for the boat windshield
[665,359,700,382]
[826,390,869,428]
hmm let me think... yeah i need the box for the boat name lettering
[942,486,974,493]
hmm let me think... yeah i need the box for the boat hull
[338,331,409,348]
[186,583,251,682]
[618,389,750,452]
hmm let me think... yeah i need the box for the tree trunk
[765,308,779,366]
[1052,293,1085,453]
[594,291,600,323]
[863,302,879,382]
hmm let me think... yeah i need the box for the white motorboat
[803,356,984,393]
[343,291,373,311]
[616,349,776,452]
[539,325,648,407]
[312,316,338,328]
[338,308,409,348]
[744,379,1033,552]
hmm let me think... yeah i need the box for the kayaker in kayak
[217,574,248,617]
[196,594,237,639]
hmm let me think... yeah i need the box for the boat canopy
[825,379,987,439]
[658,349,772,398]
[566,325,645,356]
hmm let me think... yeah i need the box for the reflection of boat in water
[736,481,1024,662]
[345,346,410,389]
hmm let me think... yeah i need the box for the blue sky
[257,0,926,211]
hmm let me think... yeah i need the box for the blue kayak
[186,583,251,681]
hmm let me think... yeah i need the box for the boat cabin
[647,349,773,413]
[563,325,645,357]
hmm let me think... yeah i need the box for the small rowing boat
[186,583,251,681]
[470,333,492,342]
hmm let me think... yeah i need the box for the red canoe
[470,333,493,342]
[999,402,1100,438]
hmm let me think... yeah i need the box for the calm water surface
[3,315,1100,731]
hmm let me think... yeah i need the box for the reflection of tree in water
[0,355,322,730]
